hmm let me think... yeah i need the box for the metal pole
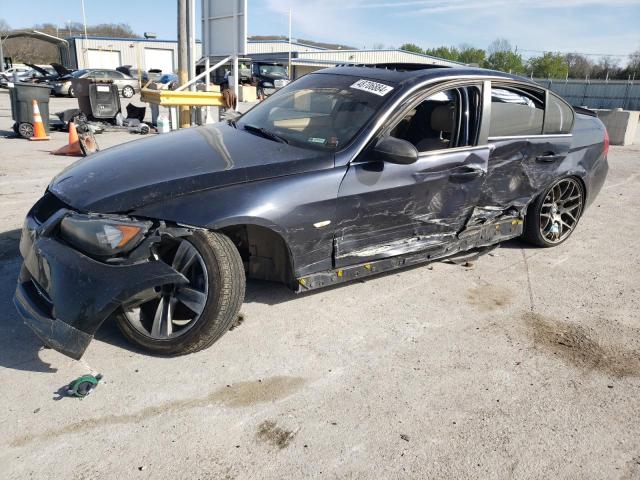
[232,0,239,99]
[288,9,292,78]
[178,0,190,127]
[188,0,196,91]
[0,36,4,73]
[80,0,88,39]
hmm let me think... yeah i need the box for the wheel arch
[218,223,297,289]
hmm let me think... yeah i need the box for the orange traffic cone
[29,99,50,141]
[52,121,83,156]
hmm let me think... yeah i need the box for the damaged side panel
[334,147,490,267]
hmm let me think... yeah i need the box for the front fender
[133,168,347,277]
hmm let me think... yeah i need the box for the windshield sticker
[308,137,326,144]
[350,79,394,96]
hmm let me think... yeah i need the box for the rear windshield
[238,73,395,151]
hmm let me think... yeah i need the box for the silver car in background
[53,69,139,98]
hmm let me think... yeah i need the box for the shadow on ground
[0,225,536,367]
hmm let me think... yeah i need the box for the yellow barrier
[140,88,224,107]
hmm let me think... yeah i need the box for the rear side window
[489,87,543,137]
[544,93,574,134]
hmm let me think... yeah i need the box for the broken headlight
[60,214,152,257]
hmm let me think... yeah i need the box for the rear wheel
[115,230,245,355]
[122,85,135,98]
[68,86,75,97]
[522,177,585,247]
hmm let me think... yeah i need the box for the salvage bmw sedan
[15,64,609,359]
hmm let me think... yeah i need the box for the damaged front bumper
[14,206,186,359]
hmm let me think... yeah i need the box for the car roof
[314,64,537,89]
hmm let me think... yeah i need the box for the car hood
[49,124,333,213]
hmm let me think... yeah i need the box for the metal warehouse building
[68,36,202,73]
[246,40,463,78]
[66,37,460,78]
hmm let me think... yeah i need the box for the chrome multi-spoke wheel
[123,239,209,340]
[539,178,583,244]
[523,177,585,247]
[115,230,245,356]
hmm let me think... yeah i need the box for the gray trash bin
[9,83,51,138]
[72,78,121,121]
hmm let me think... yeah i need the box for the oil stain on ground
[467,284,513,312]
[9,376,305,448]
[255,420,297,449]
[524,312,640,377]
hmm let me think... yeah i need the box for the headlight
[60,214,151,256]
[262,81,274,87]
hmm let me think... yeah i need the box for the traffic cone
[52,122,82,156]
[29,99,50,141]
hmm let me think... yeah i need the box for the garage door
[86,50,121,69]
[144,48,174,73]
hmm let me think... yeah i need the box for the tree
[458,45,486,65]
[0,18,10,33]
[565,53,593,79]
[624,48,640,79]
[485,50,524,73]
[591,56,620,79]
[487,38,512,55]
[400,43,423,54]
[424,46,460,62]
[527,52,568,78]
[2,22,140,64]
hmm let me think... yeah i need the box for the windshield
[258,65,287,77]
[238,73,394,151]
[71,69,89,77]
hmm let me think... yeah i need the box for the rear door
[334,81,490,267]
[479,83,573,212]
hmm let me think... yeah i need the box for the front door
[334,83,490,267]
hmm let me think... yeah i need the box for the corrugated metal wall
[297,49,462,67]
[71,37,202,72]
[247,41,326,54]
[535,78,640,110]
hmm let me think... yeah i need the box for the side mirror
[372,136,418,165]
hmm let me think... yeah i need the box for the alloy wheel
[539,178,583,244]
[122,238,209,340]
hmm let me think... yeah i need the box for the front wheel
[522,177,585,247]
[115,230,245,355]
[122,85,135,98]
[68,86,75,97]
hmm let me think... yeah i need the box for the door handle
[536,153,564,162]
[449,166,485,181]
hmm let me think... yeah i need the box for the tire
[122,85,135,98]
[68,87,75,98]
[115,230,246,355]
[18,122,34,139]
[522,177,585,247]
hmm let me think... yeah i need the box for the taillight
[603,128,609,157]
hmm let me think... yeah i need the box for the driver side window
[390,87,480,153]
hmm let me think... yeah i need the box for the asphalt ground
[0,90,639,479]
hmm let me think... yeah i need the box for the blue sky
[2,0,639,62]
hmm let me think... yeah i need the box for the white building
[67,37,460,78]
[246,40,464,78]
[68,36,202,73]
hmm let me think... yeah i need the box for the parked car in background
[0,65,36,88]
[252,61,290,97]
[117,65,149,84]
[14,64,609,359]
[54,69,139,98]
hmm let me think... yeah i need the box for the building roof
[314,64,532,87]
[67,35,201,43]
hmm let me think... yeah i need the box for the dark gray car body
[15,65,609,358]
